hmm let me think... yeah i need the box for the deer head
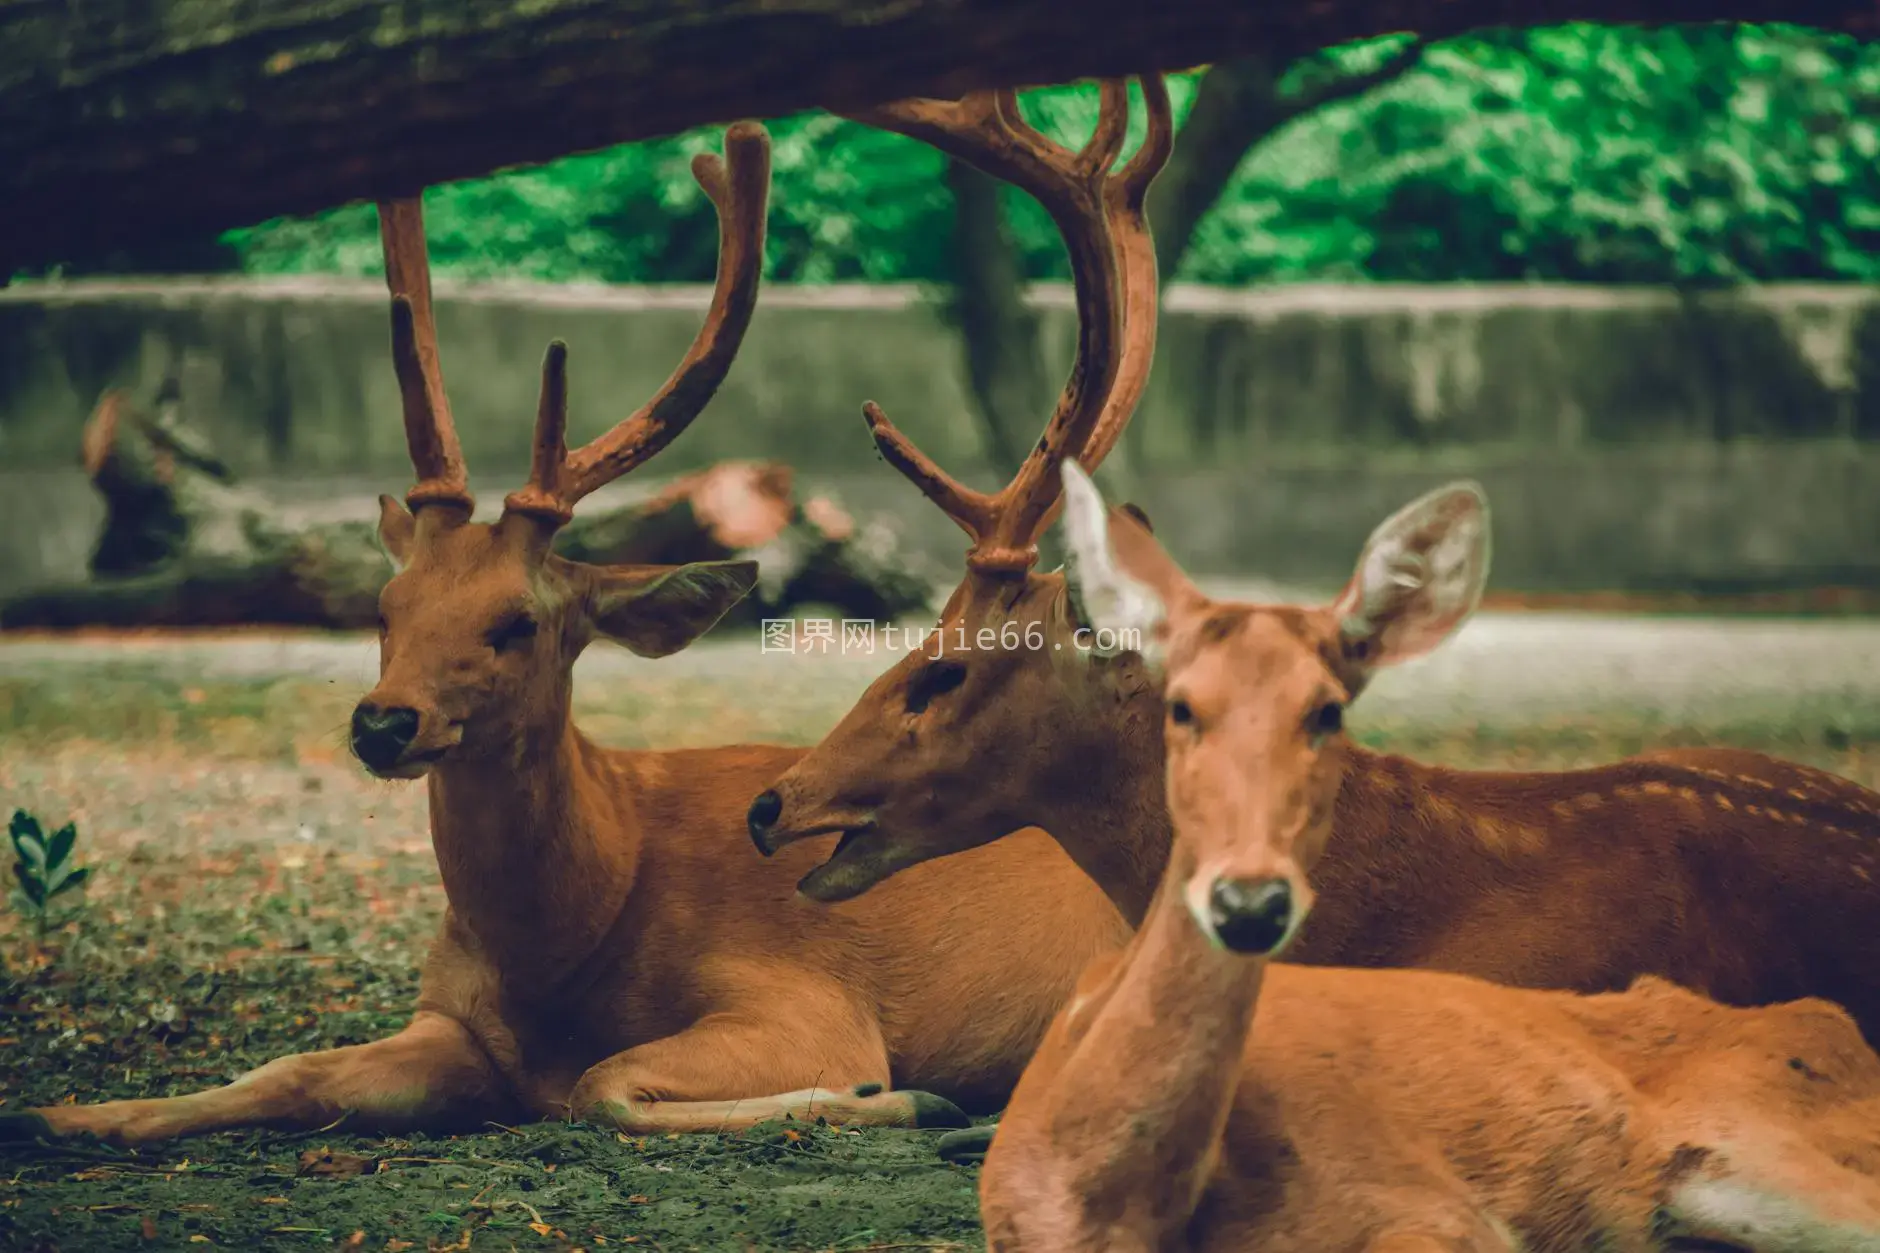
[351,124,771,779]
[1056,461,1492,953]
[747,78,1172,900]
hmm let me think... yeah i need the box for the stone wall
[3,278,1877,597]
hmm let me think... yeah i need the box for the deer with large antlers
[0,121,1139,1146]
[968,461,1880,1253]
[749,75,1880,1072]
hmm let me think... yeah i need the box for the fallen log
[0,387,935,631]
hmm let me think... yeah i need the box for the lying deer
[970,461,1880,1252]
[751,175,1880,1058]
[0,120,1141,1146]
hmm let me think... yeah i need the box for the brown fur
[6,437,1127,1153]
[1,124,1133,1148]
[762,565,1880,1048]
[978,501,1880,1251]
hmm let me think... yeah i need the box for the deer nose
[1207,876,1294,955]
[747,790,784,855]
[350,703,421,771]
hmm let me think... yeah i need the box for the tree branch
[1147,38,1427,282]
[3,0,1874,275]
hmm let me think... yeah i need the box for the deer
[965,459,1880,1253]
[748,115,1880,1084]
[0,118,1146,1148]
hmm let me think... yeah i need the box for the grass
[0,625,1877,1250]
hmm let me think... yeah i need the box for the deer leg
[566,1009,969,1134]
[936,1120,998,1163]
[0,1011,513,1147]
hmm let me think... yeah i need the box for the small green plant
[9,809,90,939]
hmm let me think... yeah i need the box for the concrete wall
[3,278,1878,597]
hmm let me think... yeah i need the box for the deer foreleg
[0,1011,513,1147]
[566,1009,968,1134]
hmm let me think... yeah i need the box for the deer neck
[1032,674,1171,926]
[1041,839,1265,1226]
[426,713,638,991]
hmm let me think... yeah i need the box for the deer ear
[1059,462,1196,663]
[1333,481,1490,673]
[1119,502,1153,534]
[590,560,759,658]
[377,495,417,570]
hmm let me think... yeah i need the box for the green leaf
[9,809,42,859]
[11,860,46,907]
[11,836,45,881]
[47,866,89,898]
[45,822,76,872]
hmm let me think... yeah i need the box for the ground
[0,591,1877,1252]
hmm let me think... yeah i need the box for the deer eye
[1309,701,1344,740]
[1168,698,1195,727]
[488,614,539,653]
[906,660,967,714]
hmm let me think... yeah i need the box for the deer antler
[1069,74,1172,476]
[378,198,474,513]
[501,123,773,526]
[848,77,1172,576]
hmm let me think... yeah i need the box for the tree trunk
[1,393,934,631]
[944,157,1052,473]
[4,0,1870,276]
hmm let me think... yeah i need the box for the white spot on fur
[1182,867,1232,952]
[1667,1176,1880,1252]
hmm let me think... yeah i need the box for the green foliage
[9,809,90,939]
[1205,24,1880,284]
[219,23,1880,286]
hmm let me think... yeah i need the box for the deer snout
[747,790,784,855]
[1206,876,1294,956]
[350,703,421,772]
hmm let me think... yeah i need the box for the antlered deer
[969,461,1880,1253]
[0,120,1138,1146]
[750,166,1880,1056]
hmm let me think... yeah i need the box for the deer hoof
[935,1122,996,1163]
[907,1091,971,1129]
[0,1111,56,1142]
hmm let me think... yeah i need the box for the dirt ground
[1,605,1877,1252]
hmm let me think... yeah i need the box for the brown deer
[0,119,1143,1147]
[969,460,1880,1253]
[749,218,1880,1064]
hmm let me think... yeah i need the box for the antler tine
[844,81,1137,572]
[523,342,571,505]
[1064,73,1175,478]
[1069,80,1131,180]
[377,198,473,513]
[860,401,997,543]
[985,81,1142,564]
[503,122,773,525]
